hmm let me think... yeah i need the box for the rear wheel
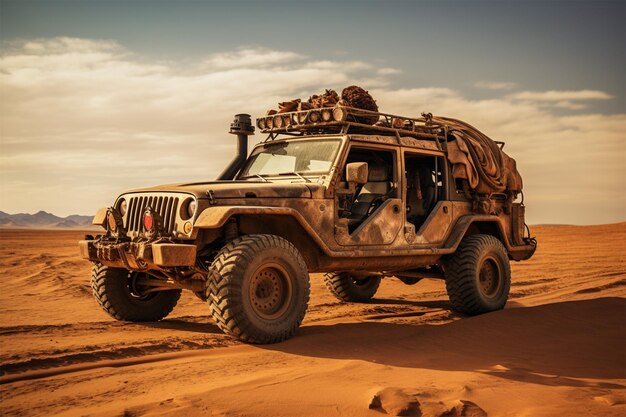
[91,264,181,321]
[443,234,510,315]
[206,234,310,344]
[324,272,381,302]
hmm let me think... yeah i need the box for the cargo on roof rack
[256,106,447,140]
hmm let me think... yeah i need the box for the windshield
[238,139,341,179]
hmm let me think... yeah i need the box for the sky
[0,0,624,224]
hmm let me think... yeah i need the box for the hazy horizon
[1,0,624,224]
[2,209,626,229]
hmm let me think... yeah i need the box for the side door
[334,143,403,246]
[402,149,453,245]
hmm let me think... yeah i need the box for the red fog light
[143,212,154,231]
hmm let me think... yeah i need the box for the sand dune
[0,225,625,416]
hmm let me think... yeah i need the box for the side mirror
[346,162,368,185]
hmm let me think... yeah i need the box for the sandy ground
[0,225,625,417]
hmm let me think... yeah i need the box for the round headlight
[266,117,274,129]
[273,115,284,128]
[392,117,405,129]
[321,109,332,122]
[257,118,266,129]
[118,199,127,216]
[308,111,321,123]
[332,107,346,121]
[188,200,197,218]
[180,198,196,220]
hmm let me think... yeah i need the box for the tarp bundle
[431,116,523,194]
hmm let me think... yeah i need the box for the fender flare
[444,215,512,251]
[194,205,335,256]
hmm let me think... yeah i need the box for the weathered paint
[335,198,403,246]
[84,131,536,275]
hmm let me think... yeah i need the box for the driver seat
[347,164,391,230]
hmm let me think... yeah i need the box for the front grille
[125,195,180,235]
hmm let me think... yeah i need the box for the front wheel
[324,272,381,302]
[206,235,310,344]
[91,264,181,321]
[442,234,511,315]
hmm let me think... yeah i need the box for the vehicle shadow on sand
[140,317,222,334]
[262,297,626,389]
[372,298,454,310]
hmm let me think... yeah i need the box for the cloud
[304,60,371,71]
[377,67,402,75]
[552,100,587,110]
[1,37,624,224]
[202,48,304,69]
[510,89,613,101]
[18,37,120,54]
[507,89,614,111]
[0,38,385,216]
[474,81,517,90]
[372,87,626,224]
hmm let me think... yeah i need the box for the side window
[337,146,397,232]
[341,147,397,188]
[404,153,445,228]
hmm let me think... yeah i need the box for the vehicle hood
[127,181,322,199]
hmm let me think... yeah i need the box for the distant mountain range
[0,211,97,229]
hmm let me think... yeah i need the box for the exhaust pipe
[218,114,255,180]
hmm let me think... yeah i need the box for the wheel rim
[127,272,158,301]
[478,256,502,299]
[248,263,293,320]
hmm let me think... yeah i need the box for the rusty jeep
[80,107,536,343]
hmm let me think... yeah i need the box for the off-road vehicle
[80,105,537,343]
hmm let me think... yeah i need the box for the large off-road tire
[443,234,511,315]
[206,234,310,344]
[91,264,181,322]
[324,272,381,302]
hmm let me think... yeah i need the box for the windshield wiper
[278,171,311,183]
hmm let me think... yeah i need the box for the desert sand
[0,224,624,416]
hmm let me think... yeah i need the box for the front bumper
[79,237,197,269]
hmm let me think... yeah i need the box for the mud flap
[511,203,525,246]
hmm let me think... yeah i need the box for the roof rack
[256,106,447,141]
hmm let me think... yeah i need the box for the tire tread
[323,272,381,303]
[91,264,181,322]
[443,234,511,315]
[206,234,310,344]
